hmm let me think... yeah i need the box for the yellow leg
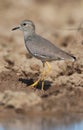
[30,61,51,90]
[30,78,40,88]
[41,62,51,79]
[41,61,51,90]
[30,63,45,89]
[41,80,44,91]
[30,69,45,89]
[45,61,51,74]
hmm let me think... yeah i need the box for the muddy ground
[0,0,83,118]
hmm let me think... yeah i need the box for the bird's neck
[24,30,35,39]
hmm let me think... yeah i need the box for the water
[0,115,83,130]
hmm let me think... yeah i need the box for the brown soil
[0,0,83,118]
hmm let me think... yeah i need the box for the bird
[12,20,76,90]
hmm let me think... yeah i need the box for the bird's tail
[71,55,76,61]
[63,53,76,61]
[58,50,76,62]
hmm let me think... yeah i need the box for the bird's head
[12,20,35,35]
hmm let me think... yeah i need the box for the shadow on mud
[19,78,52,90]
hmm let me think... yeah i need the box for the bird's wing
[26,34,75,61]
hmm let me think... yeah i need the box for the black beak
[12,26,20,31]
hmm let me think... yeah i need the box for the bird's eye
[23,23,26,26]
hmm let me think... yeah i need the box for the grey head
[12,20,35,36]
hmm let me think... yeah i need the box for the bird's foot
[30,78,44,91]
[30,79,40,88]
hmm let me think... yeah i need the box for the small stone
[30,64,40,72]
